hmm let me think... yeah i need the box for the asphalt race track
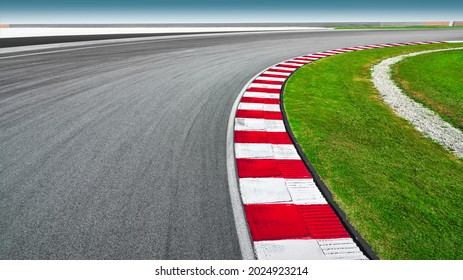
[1,29,462,259]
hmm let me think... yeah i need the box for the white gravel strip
[371,47,463,158]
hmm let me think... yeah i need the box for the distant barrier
[424,21,451,26]
[4,22,459,28]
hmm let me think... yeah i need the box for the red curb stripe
[364,45,382,48]
[302,55,324,59]
[236,159,311,178]
[245,204,349,241]
[275,63,300,69]
[234,131,292,144]
[285,59,309,64]
[240,97,280,104]
[245,204,310,241]
[233,41,440,259]
[341,47,360,51]
[299,204,350,239]
[236,110,283,120]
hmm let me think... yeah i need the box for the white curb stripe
[230,41,441,260]
[235,143,274,158]
[332,48,353,52]
[238,103,280,112]
[235,143,300,159]
[254,239,366,260]
[364,44,382,48]
[243,92,280,99]
[285,179,327,204]
[317,239,369,260]
[255,240,326,260]
[272,144,301,159]
[238,178,327,205]
[239,178,292,204]
[245,90,281,95]
[324,50,347,54]
[249,83,282,89]
[235,118,286,132]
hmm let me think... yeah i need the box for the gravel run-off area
[371,47,463,158]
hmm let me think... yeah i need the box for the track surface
[1,29,462,259]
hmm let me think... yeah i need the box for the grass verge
[331,26,463,30]
[284,43,463,259]
[392,49,463,130]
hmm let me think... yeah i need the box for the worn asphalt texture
[1,29,462,259]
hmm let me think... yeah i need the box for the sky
[1,0,462,23]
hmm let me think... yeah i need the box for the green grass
[283,43,463,259]
[392,49,463,130]
[331,26,463,30]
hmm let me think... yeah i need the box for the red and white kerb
[233,41,441,260]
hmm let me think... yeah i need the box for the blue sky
[1,0,462,23]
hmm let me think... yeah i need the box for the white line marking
[226,68,262,260]
[0,28,332,58]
